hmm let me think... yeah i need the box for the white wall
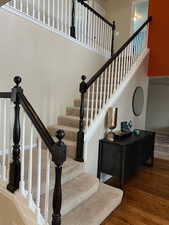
[93,0,106,16]
[84,51,149,176]
[103,0,133,51]
[0,8,106,127]
[146,79,169,130]
[132,0,149,32]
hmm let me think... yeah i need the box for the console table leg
[151,155,154,167]
[120,150,125,190]
[120,177,124,190]
[97,142,102,180]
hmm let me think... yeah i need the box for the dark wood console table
[97,130,155,188]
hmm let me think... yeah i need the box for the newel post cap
[56,129,65,145]
[14,76,22,87]
[81,75,87,81]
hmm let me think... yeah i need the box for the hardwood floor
[102,158,169,225]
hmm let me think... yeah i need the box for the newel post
[7,76,22,193]
[76,75,87,162]
[52,130,67,225]
[111,21,116,57]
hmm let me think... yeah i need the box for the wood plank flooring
[102,158,169,225]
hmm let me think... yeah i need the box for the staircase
[23,149,123,225]
[0,1,152,224]
[0,78,123,225]
[40,158,122,225]
[52,18,152,163]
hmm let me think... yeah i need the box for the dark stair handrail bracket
[0,76,66,225]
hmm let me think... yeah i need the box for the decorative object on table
[105,107,118,141]
[113,130,132,141]
[132,86,144,116]
[128,120,133,131]
[121,120,133,132]
[133,129,141,136]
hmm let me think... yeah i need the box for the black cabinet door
[98,131,155,188]
[101,142,121,177]
[123,143,138,180]
[135,134,154,165]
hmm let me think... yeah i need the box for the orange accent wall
[148,0,169,76]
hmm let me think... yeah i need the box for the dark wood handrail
[86,16,152,89]
[0,92,11,98]
[77,0,113,28]
[18,91,55,152]
[5,77,66,224]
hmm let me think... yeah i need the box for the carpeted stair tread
[66,106,80,117]
[58,115,89,129]
[40,173,100,217]
[62,158,84,182]
[24,151,84,196]
[58,115,80,128]
[62,183,123,225]
[52,137,76,158]
[74,99,102,108]
[66,106,97,118]
[63,139,76,158]
[48,124,78,132]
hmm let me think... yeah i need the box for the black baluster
[52,130,67,225]
[7,76,22,193]
[111,21,116,57]
[70,0,76,38]
[76,75,87,162]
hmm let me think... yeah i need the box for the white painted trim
[84,48,149,144]
[149,76,169,80]
[150,82,169,87]
[2,5,110,59]
[134,0,149,4]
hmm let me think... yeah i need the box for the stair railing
[71,0,116,56]
[0,76,66,225]
[76,17,152,162]
[4,0,116,57]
